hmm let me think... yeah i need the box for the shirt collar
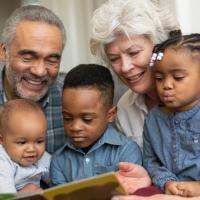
[127,89,148,114]
[61,124,124,153]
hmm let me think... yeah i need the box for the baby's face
[154,48,200,112]
[1,111,47,166]
[62,88,114,148]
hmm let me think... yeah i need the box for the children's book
[0,172,127,200]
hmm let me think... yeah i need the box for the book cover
[1,172,127,200]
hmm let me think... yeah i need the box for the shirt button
[85,157,90,164]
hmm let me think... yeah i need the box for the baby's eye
[83,118,93,123]
[37,140,45,144]
[16,141,26,145]
[63,117,72,121]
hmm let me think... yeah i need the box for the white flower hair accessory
[149,52,164,67]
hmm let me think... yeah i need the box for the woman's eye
[109,57,120,63]
[129,51,139,57]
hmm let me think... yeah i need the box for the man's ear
[0,43,7,62]
[107,106,117,123]
[0,134,3,144]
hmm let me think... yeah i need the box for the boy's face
[0,110,47,166]
[62,88,116,148]
[154,48,200,112]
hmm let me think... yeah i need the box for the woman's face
[106,35,154,94]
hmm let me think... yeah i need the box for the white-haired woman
[90,0,180,149]
[89,1,197,200]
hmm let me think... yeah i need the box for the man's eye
[47,58,59,64]
[22,56,33,62]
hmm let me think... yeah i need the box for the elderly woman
[90,0,180,149]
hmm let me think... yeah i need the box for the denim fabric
[0,67,66,154]
[50,124,142,185]
[143,102,200,191]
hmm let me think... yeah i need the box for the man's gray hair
[1,5,66,50]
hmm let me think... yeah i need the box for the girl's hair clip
[149,53,157,67]
[149,52,164,67]
[157,52,163,60]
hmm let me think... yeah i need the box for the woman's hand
[115,162,151,194]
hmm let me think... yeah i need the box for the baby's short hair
[0,99,45,135]
[63,64,114,107]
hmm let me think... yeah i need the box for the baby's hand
[19,183,43,192]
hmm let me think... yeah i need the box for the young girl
[143,33,200,197]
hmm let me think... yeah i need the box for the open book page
[0,172,127,200]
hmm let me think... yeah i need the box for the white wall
[1,0,200,72]
[175,0,200,34]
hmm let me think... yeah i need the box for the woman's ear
[0,43,7,62]
[107,106,117,123]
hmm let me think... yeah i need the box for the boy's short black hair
[63,64,114,107]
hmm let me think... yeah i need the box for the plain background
[0,0,199,73]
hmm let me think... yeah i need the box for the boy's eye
[174,76,184,81]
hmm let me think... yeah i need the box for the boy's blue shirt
[50,124,142,185]
[143,101,200,191]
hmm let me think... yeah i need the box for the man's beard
[5,60,54,102]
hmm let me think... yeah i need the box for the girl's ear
[107,106,117,123]
[0,43,7,62]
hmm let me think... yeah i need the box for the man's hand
[115,162,151,194]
